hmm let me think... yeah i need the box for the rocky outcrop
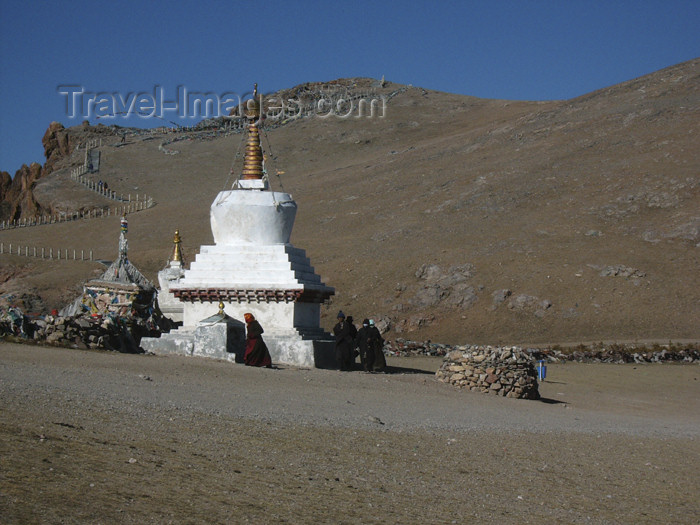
[411,263,478,309]
[436,345,540,399]
[0,162,44,221]
[41,122,74,174]
[0,119,66,221]
[1,121,108,221]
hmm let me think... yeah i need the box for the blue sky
[1,0,698,175]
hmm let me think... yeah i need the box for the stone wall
[436,346,540,399]
[1,306,173,353]
[385,338,700,363]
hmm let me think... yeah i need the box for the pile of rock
[528,344,700,364]
[34,314,145,352]
[383,338,700,364]
[385,338,450,357]
[436,346,540,399]
[1,306,171,353]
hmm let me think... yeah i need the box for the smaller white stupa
[155,230,186,323]
[142,85,335,367]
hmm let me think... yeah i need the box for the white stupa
[154,230,186,323]
[142,85,335,367]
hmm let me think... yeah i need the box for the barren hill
[1,59,698,344]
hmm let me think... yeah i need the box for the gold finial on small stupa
[241,83,264,180]
[218,301,225,315]
[171,230,183,263]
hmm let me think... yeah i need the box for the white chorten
[155,230,186,323]
[142,85,335,367]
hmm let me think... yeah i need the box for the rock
[411,284,445,308]
[412,264,478,310]
[377,316,393,333]
[491,289,512,307]
[75,318,91,329]
[599,265,646,279]
[445,284,477,308]
[415,264,443,282]
[0,162,43,221]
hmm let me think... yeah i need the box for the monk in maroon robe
[243,313,272,367]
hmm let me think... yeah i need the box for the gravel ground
[1,343,699,524]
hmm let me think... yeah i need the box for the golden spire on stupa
[241,83,264,180]
[171,230,183,263]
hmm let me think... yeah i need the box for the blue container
[537,360,547,381]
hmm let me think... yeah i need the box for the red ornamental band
[172,288,333,304]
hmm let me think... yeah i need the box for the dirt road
[1,343,699,523]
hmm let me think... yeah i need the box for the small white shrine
[142,85,335,367]
[62,215,156,319]
[154,230,186,323]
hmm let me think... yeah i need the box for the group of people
[333,311,387,372]
[241,310,388,373]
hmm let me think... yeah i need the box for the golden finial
[171,230,183,263]
[245,83,261,120]
[218,301,225,315]
[241,83,264,180]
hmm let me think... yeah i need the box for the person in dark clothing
[243,312,272,367]
[356,319,375,372]
[346,315,358,368]
[333,311,354,371]
[369,319,386,372]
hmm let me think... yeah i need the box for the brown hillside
[1,59,698,344]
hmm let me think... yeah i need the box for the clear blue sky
[1,0,698,175]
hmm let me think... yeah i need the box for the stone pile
[435,346,540,399]
[383,338,700,364]
[1,306,170,353]
[34,314,142,352]
[527,344,700,364]
[385,338,450,357]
